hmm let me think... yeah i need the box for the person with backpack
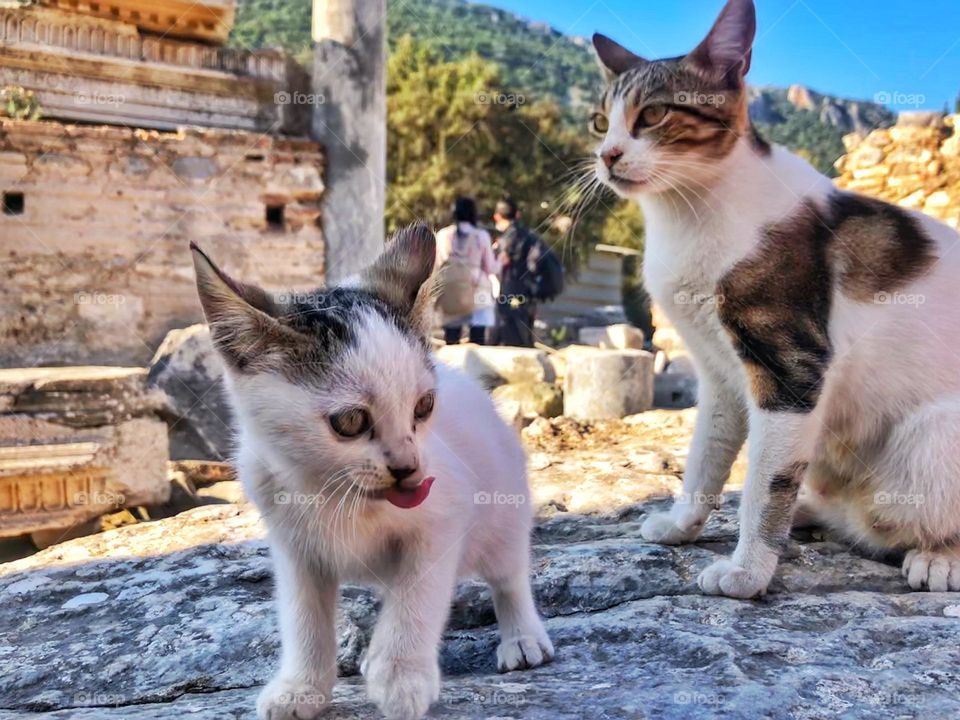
[435,197,499,345]
[492,195,564,347]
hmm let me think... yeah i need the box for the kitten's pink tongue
[382,476,435,509]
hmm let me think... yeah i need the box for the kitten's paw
[365,656,440,720]
[256,674,330,720]
[697,558,768,599]
[902,549,960,591]
[497,623,555,672]
[640,511,704,545]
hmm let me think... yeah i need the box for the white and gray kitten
[191,225,553,720]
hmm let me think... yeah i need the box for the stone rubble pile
[835,111,960,228]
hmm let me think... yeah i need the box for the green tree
[386,36,608,264]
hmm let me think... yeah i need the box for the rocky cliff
[835,111,960,229]
[749,84,896,135]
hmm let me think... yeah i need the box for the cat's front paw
[640,510,704,545]
[697,558,769,599]
[365,656,440,720]
[902,549,960,591]
[256,674,331,720]
[497,623,555,672]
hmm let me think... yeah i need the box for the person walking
[492,195,539,347]
[435,197,499,345]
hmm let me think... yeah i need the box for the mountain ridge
[232,0,898,172]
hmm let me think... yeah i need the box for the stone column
[311,0,386,284]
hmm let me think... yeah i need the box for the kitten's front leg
[364,542,460,720]
[698,411,808,599]
[642,377,747,544]
[258,542,338,720]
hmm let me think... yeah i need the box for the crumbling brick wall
[0,119,325,366]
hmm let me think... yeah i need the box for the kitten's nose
[388,465,418,482]
[602,147,623,169]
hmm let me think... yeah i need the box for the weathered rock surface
[435,345,556,389]
[835,112,959,229]
[1,411,958,720]
[0,367,170,538]
[578,324,645,350]
[564,348,654,419]
[147,324,233,460]
[491,382,563,419]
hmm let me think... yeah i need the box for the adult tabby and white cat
[591,0,960,597]
[191,225,552,720]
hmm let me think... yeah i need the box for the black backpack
[532,240,564,301]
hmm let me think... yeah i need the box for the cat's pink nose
[602,147,623,169]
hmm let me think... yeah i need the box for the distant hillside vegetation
[232,0,898,173]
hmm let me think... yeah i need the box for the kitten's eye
[330,408,372,438]
[414,392,435,422]
[638,104,668,128]
[589,112,609,136]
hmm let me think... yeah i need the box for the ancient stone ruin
[835,111,960,229]
[0,0,326,367]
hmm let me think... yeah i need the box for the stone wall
[835,111,960,228]
[0,119,325,367]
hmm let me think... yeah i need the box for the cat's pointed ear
[684,0,756,81]
[190,243,294,370]
[361,223,437,338]
[592,33,647,80]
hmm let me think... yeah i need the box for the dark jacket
[497,223,541,300]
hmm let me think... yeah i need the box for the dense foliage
[232,0,600,113]
[385,36,607,263]
[0,85,41,120]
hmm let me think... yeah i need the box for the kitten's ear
[361,223,437,338]
[684,0,756,81]
[190,243,297,370]
[592,33,647,80]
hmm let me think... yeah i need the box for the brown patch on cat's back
[827,193,937,302]
[717,200,834,412]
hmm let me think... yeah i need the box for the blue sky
[490,0,960,111]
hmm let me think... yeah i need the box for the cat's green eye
[330,407,372,439]
[638,104,668,129]
[589,113,609,136]
[414,391,435,421]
